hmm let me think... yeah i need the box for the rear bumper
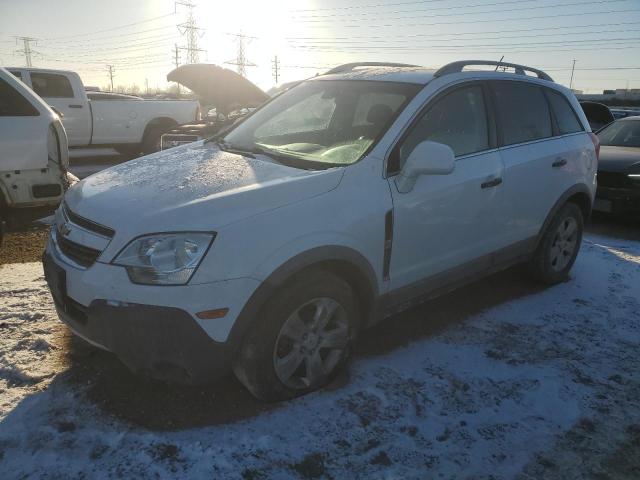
[595,186,640,215]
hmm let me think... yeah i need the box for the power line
[44,13,175,40]
[175,1,205,64]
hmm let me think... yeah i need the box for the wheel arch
[142,116,178,136]
[226,246,380,353]
[535,183,592,251]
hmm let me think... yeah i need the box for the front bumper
[595,186,640,215]
[43,234,261,384]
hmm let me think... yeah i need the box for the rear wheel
[528,202,583,284]
[233,270,358,401]
[141,123,175,155]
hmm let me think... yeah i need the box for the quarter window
[493,81,552,146]
[398,85,489,168]
[0,78,39,116]
[30,73,74,98]
[546,89,583,135]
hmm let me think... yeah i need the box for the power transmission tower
[224,33,256,77]
[272,55,280,84]
[14,36,39,67]
[106,65,115,92]
[175,1,205,64]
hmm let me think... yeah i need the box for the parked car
[0,67,75,242]
[160,64,268,150]
[43,60,598,401]
[8,67,200,154]
[593,116,640,215]
[579,101,614,131]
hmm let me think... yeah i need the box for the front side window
[598,120,640,148]
[30,73,74,98]
[0,78,39,116]
[493,81,552,146]
[397,85,489,169]
[223,80,421,169]
[546,89,583,135]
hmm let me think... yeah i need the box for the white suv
[43,61,598,401]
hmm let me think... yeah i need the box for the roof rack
[434,60,553,82]
[323,62,420,75]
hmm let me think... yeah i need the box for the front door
[388,83,507,292]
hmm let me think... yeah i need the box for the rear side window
[546,89,583,135]
[399,85,489,166]
[0,78,39,116]
[493,81,552,146]
[30,73,74,98]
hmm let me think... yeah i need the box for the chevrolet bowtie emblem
[59,222,72,236]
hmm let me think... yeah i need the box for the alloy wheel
[549,216,578,272]
[273,297,349,390]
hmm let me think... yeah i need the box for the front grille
[57,234,101,267]
[63,202,115,238]
[597,171,634,188]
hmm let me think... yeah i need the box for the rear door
[27,71,91,146]
[491,80,566,245]
[388,82,507,291]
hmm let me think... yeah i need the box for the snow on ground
[1,234,639,479]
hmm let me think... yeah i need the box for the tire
[141,124,172,155]
[528,202,584,285]
[233,269,359,402]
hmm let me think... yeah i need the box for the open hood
[167,64,269,113]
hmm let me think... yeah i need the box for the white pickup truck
[8,67,200,154]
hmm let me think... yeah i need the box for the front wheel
[233,270,358,401]
[528,202,584,284]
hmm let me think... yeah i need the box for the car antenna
[495,55,504,71]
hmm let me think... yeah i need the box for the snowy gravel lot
[1,231,639,479]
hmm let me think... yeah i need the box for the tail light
[195,105,202,122]
[588,132,600,162]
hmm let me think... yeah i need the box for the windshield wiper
[209,139,256,159]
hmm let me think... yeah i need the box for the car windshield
[598,119,640,148]
[221,80,421,169]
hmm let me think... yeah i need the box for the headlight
[113,233,214,285]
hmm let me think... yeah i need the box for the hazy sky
[1,0,639,93]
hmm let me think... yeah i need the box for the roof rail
[323,62,420,75]
[434,60,554,82]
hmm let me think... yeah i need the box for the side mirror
[50,106,64,118]
[395,141,455,193]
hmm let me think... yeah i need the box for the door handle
[481,177,502,189]
[552,158,567,168]
[68,104,83,109]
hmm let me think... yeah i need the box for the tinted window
[9,70,22,81]
[399,85,489,166]
[493,81,552,146]
[598,120,640,148]
[546,89,583,135]
[30,73,74,98]
[0,78,39,116]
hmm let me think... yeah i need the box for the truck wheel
[528,202,583,285]
[141,125,169,155]
[233,270,358,402]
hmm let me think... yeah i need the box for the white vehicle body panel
[0,67,70,211]
[8,67,198,147]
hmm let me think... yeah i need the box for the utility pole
[106,64,115,92]
[569,59,576,90]
[224,32,256,77]
[272,55,280,84]
[175,1,205,64]
[173,43,181,69]
[14,36,38,67]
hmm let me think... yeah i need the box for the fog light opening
[196,308,229,320]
